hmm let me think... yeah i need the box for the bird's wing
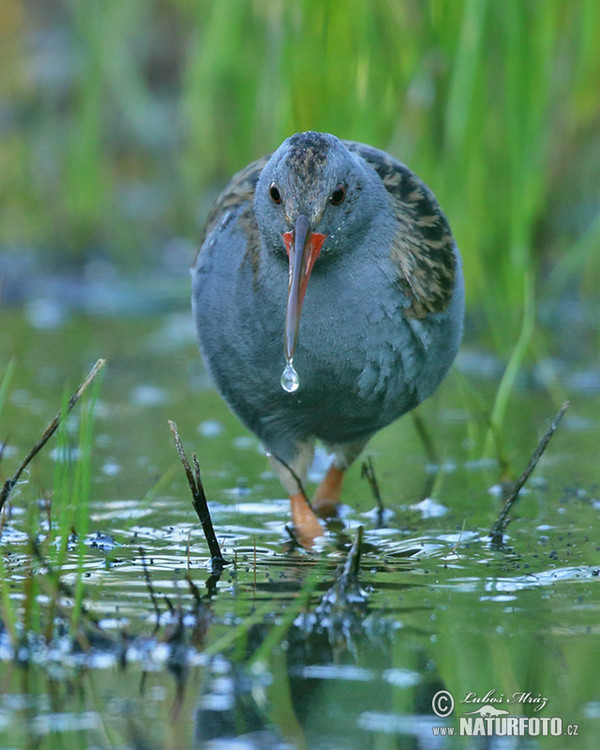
[343,140,457,318]
[198,154,271,246]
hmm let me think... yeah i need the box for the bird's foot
[290,492,324,548]
[312,464,344,518]
[311,496,340,519]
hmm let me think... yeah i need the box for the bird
[192,131,464,547]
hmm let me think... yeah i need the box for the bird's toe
[290,492,324,548]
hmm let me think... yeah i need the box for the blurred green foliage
[1,0,600,331]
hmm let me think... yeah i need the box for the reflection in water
[189,539,447,750]
[195,657,290,749]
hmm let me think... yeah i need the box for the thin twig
[168,420,227,568]
[411,412,443,500]
[411,412,438,465]
[272,453,311,504]
[490,401,570,546]
[0,359,106,512]
[360,456,386,527]
[450,519,467,556]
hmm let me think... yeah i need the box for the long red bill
[282,215,326,367]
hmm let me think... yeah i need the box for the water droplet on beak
[281,361,300,393]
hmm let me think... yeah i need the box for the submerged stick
[489,401,570,545]
[0,359,106,512]
[344,524,364,579]
[168,420,227,568]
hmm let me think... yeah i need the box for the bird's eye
[269,183,282,204]
[330,183,346,205]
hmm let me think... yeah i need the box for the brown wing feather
[344,140,456,318]
[199,154,270,244]
[196,154,271,279]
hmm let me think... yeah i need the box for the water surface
[1,280,599,749]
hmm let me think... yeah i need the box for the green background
[2,0,599,330]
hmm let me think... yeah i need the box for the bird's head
[254,131,383,376]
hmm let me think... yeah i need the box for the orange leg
[290,492,323,548]
[312,464,345,518]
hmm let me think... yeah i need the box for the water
[281,360,300,393]
[1,278,600,748]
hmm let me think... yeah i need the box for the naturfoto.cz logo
[431,690,579,738]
